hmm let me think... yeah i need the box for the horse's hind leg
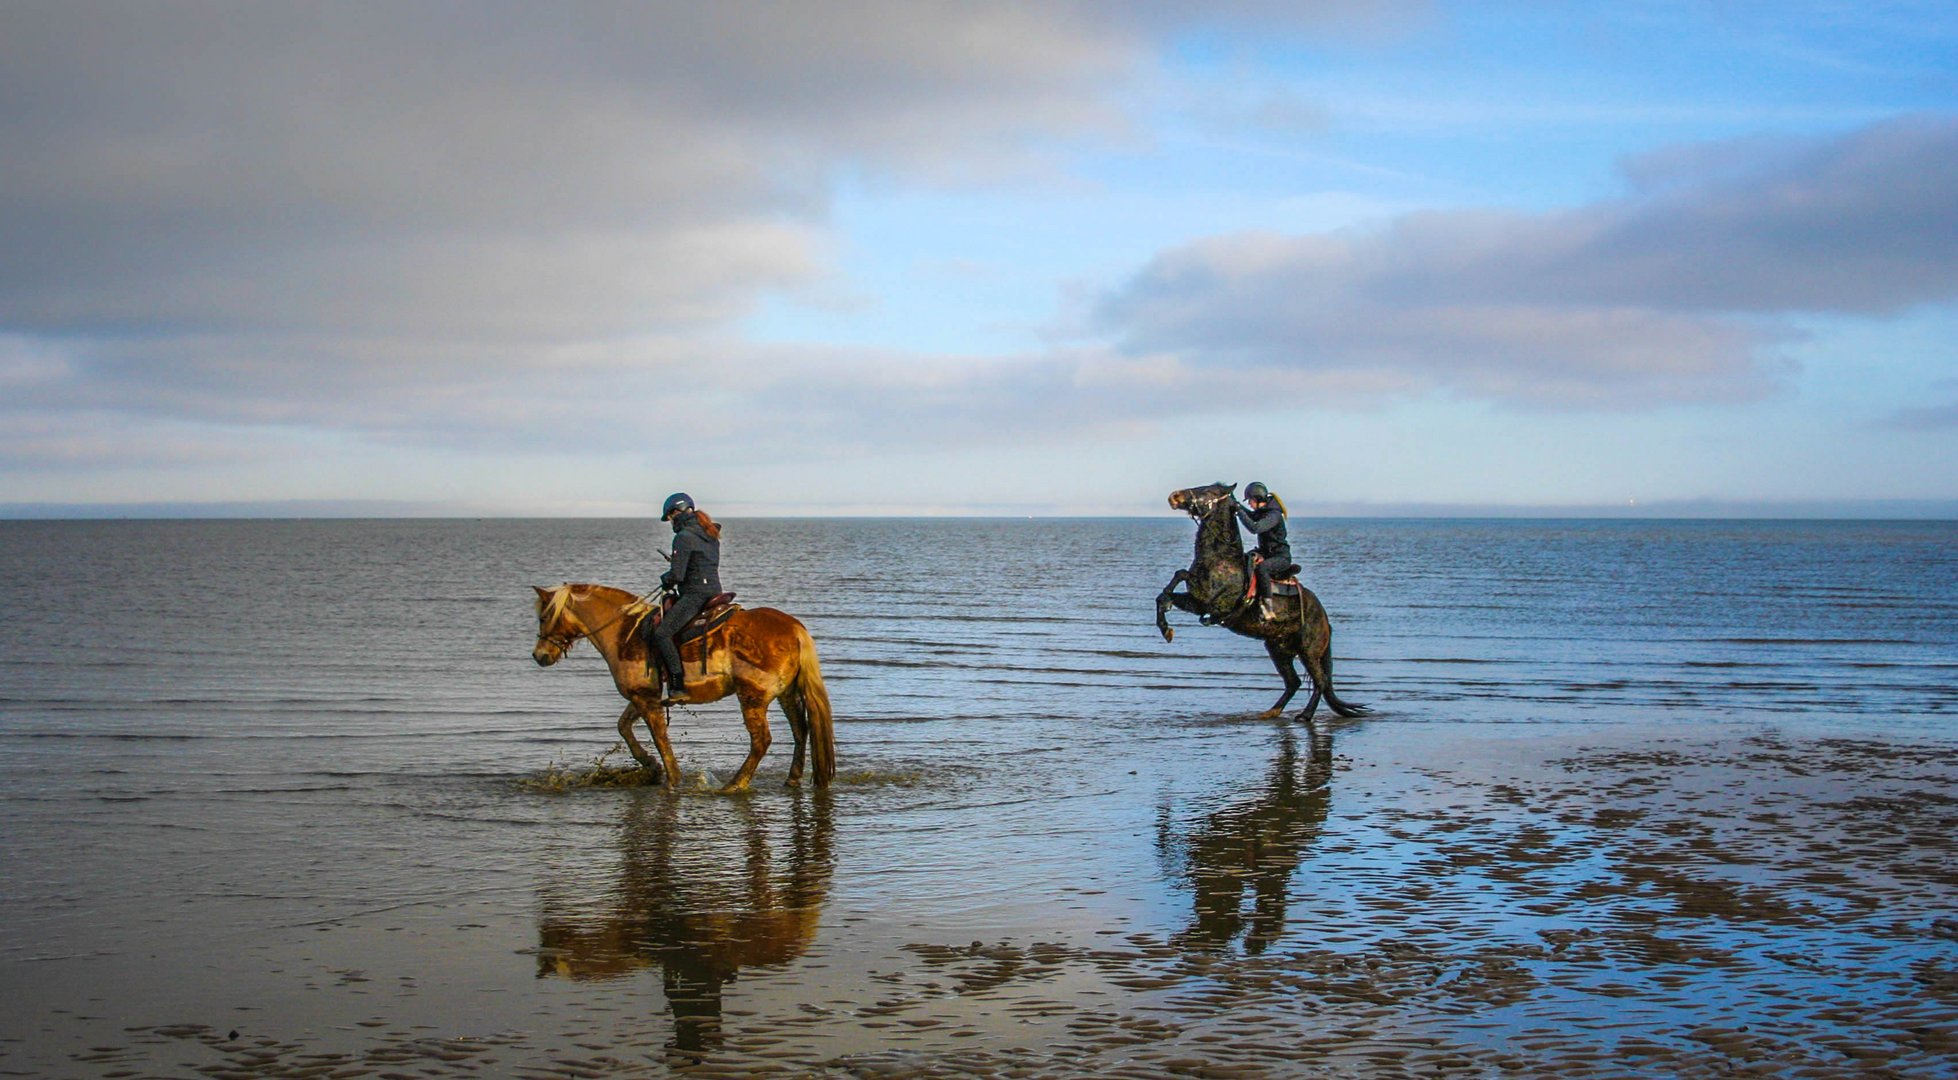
[1261,641,1303,720]
[615,704,663,782]
[721,689,774,794]
[778,689,810,788]
[1303,626,1369,719]
[1298,676,1324,724]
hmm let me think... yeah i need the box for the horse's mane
[537,583,644,619]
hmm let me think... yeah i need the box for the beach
[2,518,1954,1077]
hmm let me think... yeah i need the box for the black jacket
[1235,501,1291,561]
[660,515,722,596]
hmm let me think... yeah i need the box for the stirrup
[659,671,691,707]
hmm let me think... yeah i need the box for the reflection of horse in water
[536,793,834,1060]
[1158,726,1334,954]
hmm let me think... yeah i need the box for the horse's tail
[1301,597,1370,718]
[792,623,837,785]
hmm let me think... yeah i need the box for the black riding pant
[652,589,713,679]
[1247,548,1298,597]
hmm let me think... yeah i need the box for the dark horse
[1155,482,1368,721]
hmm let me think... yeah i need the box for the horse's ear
[532,585,550,599]
[1226,482,1237,491]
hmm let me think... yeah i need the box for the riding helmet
[1244,481,1271,502]
[661,492,694,520]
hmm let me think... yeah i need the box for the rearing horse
[531,584,836,791]
[1156,483,1368,721]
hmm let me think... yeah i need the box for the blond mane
[538,584,655,645]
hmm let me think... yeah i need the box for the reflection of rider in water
[652,492,722,705]
[1234,482,1299,603]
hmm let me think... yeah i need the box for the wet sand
[7,716,1954,1078]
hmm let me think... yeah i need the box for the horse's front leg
[614,703,663,782]
[632,695,682,789]
[721,689,774,794]
[1156,570,1192,642]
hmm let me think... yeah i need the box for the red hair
[692,509,723,540]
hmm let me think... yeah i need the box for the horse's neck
[569,586,638,659]
[1194,508,1243,569]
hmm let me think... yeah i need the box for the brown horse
[530,583,836,791]
[1156,482,1368,721]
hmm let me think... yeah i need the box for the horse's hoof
[1160,627,1175,643]
[1255,708,1282,720]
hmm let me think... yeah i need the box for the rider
[1234,482,1298,605]
[651,492,722,704]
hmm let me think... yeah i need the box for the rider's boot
[660,664,694,707]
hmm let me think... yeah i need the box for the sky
[2,1,1955,517]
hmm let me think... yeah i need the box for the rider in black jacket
[651,492,722,704]
[1235,482,1297,603]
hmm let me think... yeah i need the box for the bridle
[536,586,656,658]
[1183,487,1234,520]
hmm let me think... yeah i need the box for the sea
[1,517,1954,1077]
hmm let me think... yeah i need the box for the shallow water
[1,518,1955,1076]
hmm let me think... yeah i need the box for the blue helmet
[660,492,694,520]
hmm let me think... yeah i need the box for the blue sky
[2,1,1954,516]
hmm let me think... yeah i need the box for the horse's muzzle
[532,646,560,666]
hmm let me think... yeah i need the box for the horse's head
[532,584,582,666]
[1168,482,1237,519]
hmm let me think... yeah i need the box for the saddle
[1242,556,1302,601]
[658,591,739,647]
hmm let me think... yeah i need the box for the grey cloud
[1,1,1411,339]
[4,3,1079,339]
[0,0,1427,477]
[0,412,277,470]
[0,330,1268,472]
[1888,401,1958,430]
[1098,115,1958,408]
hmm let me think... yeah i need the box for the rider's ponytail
[1272,494,1287,517]
[693,510,724,540]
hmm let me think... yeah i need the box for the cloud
[1889,401,1958,430]
[0,1,1433,484]
[0,2,1409,339]
[3,3,1120,339]
[1096,114,1958,408]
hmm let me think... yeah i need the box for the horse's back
[732,606,808,636]
[723,607,812,670]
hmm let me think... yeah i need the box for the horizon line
[4,497,1957,522]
